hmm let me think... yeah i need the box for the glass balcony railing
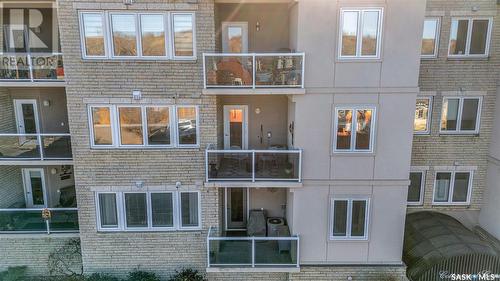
[203,53,304,89]
[206,145,302,182]
[0,134,72,160]
[0,53,64,81]
[207,227,299,268]
[0,208,79,233]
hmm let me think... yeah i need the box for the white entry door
[22,168,47,208]
[222,22,249,53]
[14,99,40,133]
[225,188,249,231]
[223,105,248,150]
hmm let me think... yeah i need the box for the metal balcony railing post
[252,151,255,182]
[252,54,256,89]
[46,220,50,235]
[27,53,34,82]
[296,236,300,268]
[251,238,255,267]
[38,134,44,160]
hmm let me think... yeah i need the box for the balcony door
[222,22,248,53]
[223,105,248,150]
[14,99,40,143]
[225,188,248,231]
[22,168,47,208]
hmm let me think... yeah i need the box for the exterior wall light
[132,90,142,100]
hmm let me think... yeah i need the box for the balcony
[0,53,64,85]
[203,53,305,95]
[0,134,72,161]
[207,226,299,272]
[0,208,78,234]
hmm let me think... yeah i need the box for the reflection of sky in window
[228,27,242,38]
[84,14,103,37]
[174,15,193,33]
[112,14,136,33]
[449,20,459,40]
[423,20,437,39]
[343,12,358,36]
[362,12,379,38]
[141,15,164,34]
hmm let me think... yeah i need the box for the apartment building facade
[0,0,499,280]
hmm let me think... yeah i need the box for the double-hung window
[433,171,472,205]
[330,198,369,240]
[414,97,432,134]
[334,106,376,152]
[440,97,481,134]
[448,18,492,57]
[408,171,425,205]
[339,8,382,59]
[79,11,195,59]
[96,191,200,231]
[89,105,198,148]
[421,18,440,58]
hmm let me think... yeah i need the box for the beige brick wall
[0,166,24,208]
[289,265,408,281]
[0,88,16,132]
[412,0,500,212]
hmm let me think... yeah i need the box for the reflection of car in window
[178,119,196,134]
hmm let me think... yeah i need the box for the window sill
[332,152,375,157]
[336,57,382,63]
[431,203,471,207]
[328,237,369,242]
[446,56,489,61]
[438,132,479,137]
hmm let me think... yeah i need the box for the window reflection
[361,11,379,56]
[173,14,194,57]
[414,98,430,133]
[83,13,105,56]
[177,107,197,145]
[141,15,166,56]
[111,14,137,56]
[92,107,113,145]
[341,11,358,56]
[336,110,352,150]
[119,107,143,145]
[421,19,438,56]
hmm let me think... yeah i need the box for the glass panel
[209,239,252,265]
[111,14,138,56]
[255,238,298,265]
[351,200,366,237]
[146,107,170,145]
[28,170,45,206]
[460,99,479,131]
[204,55,254,87]
[92,107,113,145]
[229,109,243,149]
[207,151,252,180]
[336,110,352,150]
[0,54,31,80]
[0,135,39,159]
[441,98,459,131]
[173,14,194,57]
[98,193,118,228]
[151,193,173,227]
[125,193,147,228]
[414,98,430,133]
[181,192,199,227]
[342,11,358,56]
[230,189,244,222]
[31,54,64,80]
[82,13,105,56]
[177,107,197,145]
[140,14,166,56]
[452,172,470,202]
[355,109,372,150]
[470,20,489,55]
[49,209,79,232]
[332,200,348,237]
[361,11,379,56]
[255,55,303,87]
[0,210,46,232]
[119,107,143,145]
[255,152,300,180]
[228,26,243,53]
[42,135,72,159]
[408,172,423,203]
[21,103,37,134]
[422,19,438,56]
[450,19,468,55]
[434,173,451,202]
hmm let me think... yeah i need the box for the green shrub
[0,266,28,281]
[85,273,121,281]
[126,271,160,281]
[168,269,206,281]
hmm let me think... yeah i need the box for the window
[414,97,432,134]
[433,171,472,205]
[440,97,481,134]
[330,198,369,240]
[448,18,492,57]
[79,11,195,59]
[421,18,440,58]
[334,106,376,152]
[408,172,424,205]
[339,9,382,58]
[88,105,197,148]
[96,191,200,231]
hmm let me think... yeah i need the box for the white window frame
[329,197,370,240]
[432,171,473,205]
[414,96,433,135]
[95,190,201,232]
[333,106,377,153]
[79,11,109,59]
[447,17,493,58]
[440,96,482,135]
[88,105,197,149]
[407,171,425,206]
[421,17,441,59]
[78,11,195,60]
[338,8,383,59]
